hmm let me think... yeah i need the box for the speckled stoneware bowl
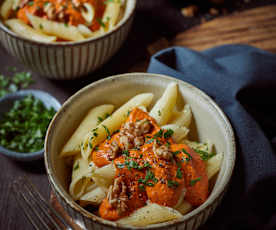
[0,0,136,80]
[0,90,61,161]
[45,73,236,230]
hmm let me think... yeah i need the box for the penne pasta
[69,155,96,200]
[92,163,116,187]
[101,0,121,32]
[170,104,192,128]
[81,93,154,159]
[206,153,223,180]
[77,24,103,38]
[149,82,178,126]
[175,200,193,215]
[5,19,57,43]
[81,3,95,25]
[27,13,85,41]
[80,186,108,206]
[117,203,182,227]
[162,124,189,143]
[0,0,13,20]
[61,104,114,157]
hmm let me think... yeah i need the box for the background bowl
[0,90,61,161]
[0,0,136,80]
[45,73,236,230]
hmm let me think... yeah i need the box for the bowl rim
[0,89,61,160]
[45,72,236,229]
[0,0,136,47]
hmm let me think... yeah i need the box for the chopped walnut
[119,119,152,150]
[44,3,56,20]
[107,177,128,214]
[153,140,172,160]
[107,141,120,160]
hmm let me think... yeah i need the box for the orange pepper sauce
[92,108,208,221]
[16,0,105,31]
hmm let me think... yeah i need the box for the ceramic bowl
[0,0,136,80]
[0,90,61,161]
[45,73,236,230]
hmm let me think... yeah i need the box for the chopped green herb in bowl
[0,90,61,161]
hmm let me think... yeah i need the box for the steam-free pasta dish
[60,83,223,227]
[0,0,125,42]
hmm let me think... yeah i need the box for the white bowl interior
[45,73,235,228]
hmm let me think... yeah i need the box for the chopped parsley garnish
[126,110,131,117]
[116,163,125,169]
[28,1,34,6]
[138,170,158,187]
[102,125,111,140]
[158,110,161,116]
[96,18,106,28]
[138,184,145,191]
[88,142,93,149]
[154,129,163,138]
[172,150,181,156]
[95,146,99,151]
[176,167,183,179]
[73,162,79,171]
[146,138,154,144]
[64,23,68,27]
[0,95,56,153]
[122,150,129,156]
[194,149,215,161]
[167,180,179,188]
[164,129,174,139]
[190,177,201,186]
[182,148,192,161]
[39,24,43,30]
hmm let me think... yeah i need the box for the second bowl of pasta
[45,73,236,229]
[0,0,136,79]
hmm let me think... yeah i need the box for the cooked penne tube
[101,0,121,31]
[80,186,108,206]
[27,13,85,41]
[183,139,213,153]
[77,24,103,38]
[5,19,57,43]
[170,104,192,128]
[81,93,154,159]
[92,163,116,187]
[175,200,193,215]
[206,153,223,180]
[162,124,189,143]
[81,3,95,25]
[0,0,14,19]
[149,82,178,126]
[117,203,182,227]
[69,156,96,200]
[61,104,114,157]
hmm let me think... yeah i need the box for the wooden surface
[172,5,276,53]
[1,3,276,230]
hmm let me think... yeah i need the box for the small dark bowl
[0,90,61,161]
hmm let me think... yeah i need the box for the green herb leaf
[164,129,174,139]
[190,177,201,186]
[73,162,79,171]
[102,125,111,140]
[167,180,179,188]
[176,167,182,179]
[194,149,216,161]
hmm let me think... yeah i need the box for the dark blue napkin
[147,45,276,230]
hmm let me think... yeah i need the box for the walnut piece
[120,119,152,150]
[107,141,120,160]
[153,140,172,160]
[107,177,128,214]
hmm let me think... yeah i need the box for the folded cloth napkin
[147,45,276,230]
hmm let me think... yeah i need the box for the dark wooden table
[1,1,276,229]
